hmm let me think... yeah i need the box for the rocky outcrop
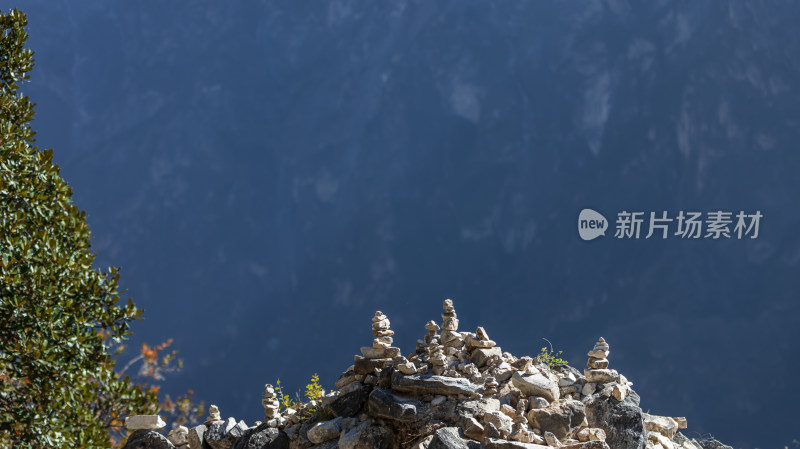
[526,400,585,440]
[123,429,176,449]
[230,424,288,449]
[584,389,645,449]
[122,300,731,449]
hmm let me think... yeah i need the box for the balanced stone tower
[584,337,619,385]
[261,383,280,425]
[440,299,466,376]
[204,405,222,425]
[354,311,401,375]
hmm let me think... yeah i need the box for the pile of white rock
[121,299,730,449]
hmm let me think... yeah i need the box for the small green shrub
[304,373,325,403]
[537,346,568,368]
[275,374,330,422]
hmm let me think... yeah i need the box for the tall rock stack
[584,337,621,392]
[439,299,462,347]
[427,333,447,376]
[262,384,281,425]
[414,320,437,358]
[424,320,440,345]
[440,299,466,375]
[586,337,610,370]
[370,311,395,349]
[354,311,401,375]
[413,320,440,373]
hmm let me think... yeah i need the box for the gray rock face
[122,429,176,449]
[307,417,343,444]
[470,347,503,368]
[335,369,357,390]
[188,425,210,449]
[338,421,393,449]
[368,388,422,422]
[205,418,237,449]
[231,424,289,449]
[391,371,478,397]
[584,389,645,449]
[528,397,550,410]
[511,372,559,403]
[483,411,514,436]
[427,427,476,449]
[329,382,371,418]
[456,398,501,422]
[526,399,586,440]
[228,420,249,441]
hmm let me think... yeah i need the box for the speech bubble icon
[578,208,608,241]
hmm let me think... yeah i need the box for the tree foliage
[0,8,159,447]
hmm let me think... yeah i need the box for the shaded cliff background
[10,1,800,448]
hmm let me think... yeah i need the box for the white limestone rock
[124,415,166,430]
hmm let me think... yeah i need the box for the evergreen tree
[0,9,158,447]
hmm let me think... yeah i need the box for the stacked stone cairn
[121,300,723,449]
[261,383,281,426]
[426,323,448,376]
[354,311,401,378]
[483,376,499,396]
[204,404,222,425]
[582,337,636,402]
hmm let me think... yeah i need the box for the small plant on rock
[274,379,300,411]
[537,338,568,369]
[275,374,331,423]
[304,373,325,404]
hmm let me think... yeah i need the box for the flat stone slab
[360,347,401,359]
[484,437,549,449]
[354,357,391,375]
[392,371,478,397]
[511,371,559,403]
[368,388,422,422]
[584,369,618,384]
[561,441,611,449]
[125,415,166,430]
